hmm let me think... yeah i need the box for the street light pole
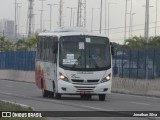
[67,7,76,26]
[17,5,22,37]
[100,0,102,33]
[108,3,116,37]
[155,0,158,36]
[40,0,45,31]
[48,4,54,31]
[124,0,128,44]
[144,0,149,42]
[131,13,136,37]
[15,0,17,38]
[144,0,149,80]
[129,0,132,39]
[91,8,99,32]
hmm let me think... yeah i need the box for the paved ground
[0,80,160,120]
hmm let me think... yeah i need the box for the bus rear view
[35,27,114,101]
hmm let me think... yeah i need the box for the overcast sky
[0,0,159,44]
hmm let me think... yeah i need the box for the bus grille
[74,86,96,92]
[71,79,99,85]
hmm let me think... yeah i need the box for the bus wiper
[72,55,81,68]
[89,56,99,68]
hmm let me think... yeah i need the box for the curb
[0,99,35,110]
[0,79,35,84]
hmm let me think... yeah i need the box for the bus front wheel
[99,94,106,101]
[55,93,61,99]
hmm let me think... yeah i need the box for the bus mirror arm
[53,54,57,63]
[110,42,115,56]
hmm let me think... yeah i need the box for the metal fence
[0,49,160,79]
[0,51,36,71]
[113,49,160,79]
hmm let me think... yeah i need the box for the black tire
[99,94,106,101]
[80,95,92,100]
[87,95,92,100]
[42,89,48,98]
[80,94,85,99]
[55,93,61,99]
[41,79,48,98]
[49,91,54,98]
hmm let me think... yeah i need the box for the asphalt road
[0,80,160,120]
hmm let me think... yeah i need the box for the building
[0,19,14,40]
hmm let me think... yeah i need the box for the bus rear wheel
[42,89,48,98]
[99,94,106,101]
[55,93,61,99]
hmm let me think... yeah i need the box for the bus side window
[37,37,41,60]
[48,37,58,63]
[52,37,58,63]
[37,36,43,60]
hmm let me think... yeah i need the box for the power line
[92,21,160,32]
[110,26,160,35]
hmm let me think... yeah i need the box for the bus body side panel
[43,62,56,92]
[35,61,46,89]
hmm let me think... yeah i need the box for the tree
[0,36,13,51]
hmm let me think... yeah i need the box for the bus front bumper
[57,80,111,95]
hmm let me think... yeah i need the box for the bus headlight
[59,73,69,82]
[101,74,111,83]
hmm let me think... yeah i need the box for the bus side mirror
[53,41,58,63]
[110,43,115,56]
[52,41,58,54]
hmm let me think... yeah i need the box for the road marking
[0,91,113,111]
[112,93,160,100]
[130,101,150,106]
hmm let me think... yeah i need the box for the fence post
[153,49,155,79]
[129,50,131,78]
[144,50,147,79]
[137,50,139,79]
[113,50,118,77]
[122,50,124,78]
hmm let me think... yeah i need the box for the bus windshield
[59,36,111,71]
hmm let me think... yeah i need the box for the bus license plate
[80,91,90,94]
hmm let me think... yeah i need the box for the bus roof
[38,27,108,38]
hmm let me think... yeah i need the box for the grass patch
[0,101,43,120]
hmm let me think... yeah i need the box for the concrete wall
[112,77,160,97]
[0,70,35,83]
[0,70,160,97]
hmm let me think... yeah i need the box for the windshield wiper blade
[72,55,81,68]
[89,57,99,68]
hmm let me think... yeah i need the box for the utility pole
[131,13,136,37]
[59,0,63,27]
[108,3,116,37]
[99,0,102,33]
[124,0,128,44]
[105,0,107,34]
[17,5,22,37]
[144,0,149,42]
[48,4,54,31]
[144,0,149,80]
[40,0,45,31]
[129,0,132,39]
[67,7,76,26]
[91,8,99,32]
[28,0,34,38]
[77,0,86,27]
[15,0,17,38]
[155,0,158,36]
